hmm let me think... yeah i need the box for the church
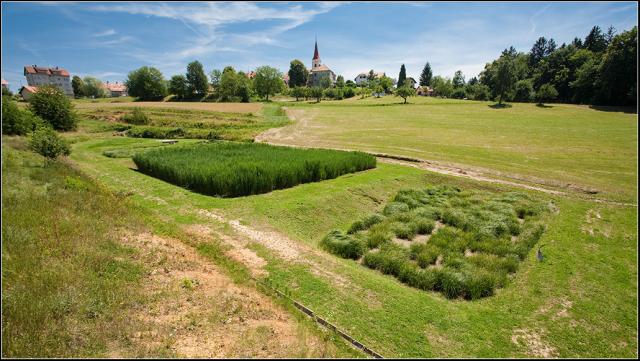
[307,40,336,87]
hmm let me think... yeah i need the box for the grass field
[64,135,637,358]
[4,95,637,358]
[262,96,638,203]
[76,102,289,141]
[133,141,376,197]
[73,100,262,113]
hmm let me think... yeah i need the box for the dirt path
[114,231,344,358]
[255,108,637,208]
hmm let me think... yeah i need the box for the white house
[23,65,74,97]
[19,86,39,101]
[354,71,386,86]
[101,81,128,97]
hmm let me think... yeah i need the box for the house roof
[356,71,385,79]
[246,71,256,79]
[102,81,127,92]
[311,64,332,72]
[20,85,39,93]
[1,79,8,85]
[24,65,70,77]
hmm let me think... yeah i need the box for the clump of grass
[320,230,366,260]
[133,141,376,197]
[321,185,549,300]
[121,107,150,125]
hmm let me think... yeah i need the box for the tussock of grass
[133,141,376,197]
[320,230,366,259]
[323,185,548,299]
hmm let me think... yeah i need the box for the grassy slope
[1,137,147,357]
[273,96,637,203]
[69,136,637,358]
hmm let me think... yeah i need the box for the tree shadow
[488,103,512,109]
[589,105,637,114]
[535,104,554,108]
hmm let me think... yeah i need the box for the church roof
[311,64,332,72]
[313,40,320,60]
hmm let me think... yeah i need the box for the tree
[309,87,323,102]
[535,83,558,105]
[584,26,607,53]
[368,79,384,97]
[571,37,583,48]
[595,26,637,105]
[253,66,285,101]
[452,70,465,88]
[513,79,534,102]
[28,85,77,131]
[218,66,239,102]
[468,76,478,86]
[431,76,453,97]
[287,60,308,88]
[570,57,599,103]
[83,77,108,98]
[465,83,491,101]
[168,75,189,100]
[2,97,43,135]
[605,26,617,45]
[379,76,394,93]
[419,62,433,86]
[397,64,407,87]
[345,80,356,88]
[209,69,222,88]
[529,37,548,68]
[395,86,415,104]
[336,75,345,88]
[367,69,376,81]
[71,75,85,98]
[493,54,516,105]
[319,76,332,89]
[186,60,209,98]
[291,86,306,101]
[125,66,167,101]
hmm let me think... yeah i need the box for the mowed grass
[1,137,146,357]
[76,102,290,141]
[132,141,376,197]
[272,96,638,203]
[69,136,637,358]
[322,186,548,299]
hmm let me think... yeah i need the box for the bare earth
[113,231,342,358]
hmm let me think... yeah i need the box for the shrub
[29,127,71,159]
[362,244,408,276]
[366,227,392,249]
[2,97,44,135]
[451,88,466,99]
[27,85,77,131]
[462,270,496,300]
[320,230,365,259]
[362,214,385,229]
[347,220,365,234]
[132,141,376,197]
[121,108,150,125]
[391,222,416,240]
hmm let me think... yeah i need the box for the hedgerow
[132,141,376,197]
[321,185,549,300]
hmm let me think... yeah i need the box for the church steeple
[312,37,321,69]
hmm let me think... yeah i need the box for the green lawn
[68,135,638,358]
[266,96,637,203]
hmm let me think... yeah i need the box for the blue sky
[1,1,637,92]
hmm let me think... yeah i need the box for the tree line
[415,25,637,106]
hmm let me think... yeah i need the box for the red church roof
[313,40,320,60]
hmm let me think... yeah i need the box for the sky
[1,1,638,92]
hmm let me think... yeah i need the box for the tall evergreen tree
[529,37,548,67]
[419,62,433,86]
[452,70,465,88]
[287,60,308,88]
[397,64,407,87]
[605,25,617,45]
[584,25,607,53]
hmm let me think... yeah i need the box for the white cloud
[93,29,116,37]
[89,2,344,72]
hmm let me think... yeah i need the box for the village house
[101,81,128,97]
[416,85,434,96]
[354,71,386,86]
[19,85,39,101]
[23,65,73,96]
[403,77,417,88]
[307,40,336,87]
[1,78,8,91]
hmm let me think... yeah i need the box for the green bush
[29,127,71,159]
[2,97,44,135]
[27,85,77,131]
[133,141,376,197]
[347,220,365,234]
[121,108,150,125]
[391,222,416,240]
[320,230,365,259]
[413,219,435,235]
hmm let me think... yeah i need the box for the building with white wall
[23,65,74,97]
